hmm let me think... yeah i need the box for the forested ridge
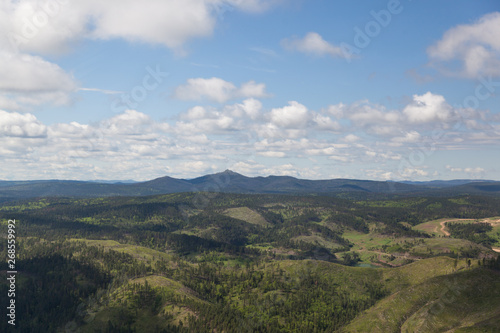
[1,171,500,201]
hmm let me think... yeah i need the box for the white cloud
[399,167,429,178]
[79,88,122,95]
[391,131,421,143]
[0,52,75,92]
[347,102,401,127]
[282,32,345,58]
[254,124,308,140]
[174,78,236,103]
[403,92,453,124]
[0,110,47,138]
[326,103,346,118]
[262,164,298,177]
[230,161,265,175]
[178,161,214,174]
[103,110,153,135]
[446,165,462,173]
[174,77,269,103]
[175,117,235,135]
[313,114,341,131]
[224,0,283,13]
[0,0,87,55]
[464,167,485,174]
[0,51,77,109]
[262,163,321,179]
[342,134,360,143]
[174,99,263,135]
[0,0,281,55]
[427,12,500,78]
[365,169,394,181]
[365,151,376,157]
[257,151,286,157]
[446,165,485,175]
[305,147,336,156]
[224,98,262,120]
[255,138,300,153]
[328,155,350,163]
[270,101,309,128]
[86,0,216,51]
[237,81,269,99]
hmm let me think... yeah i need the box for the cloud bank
[0,92,498,180]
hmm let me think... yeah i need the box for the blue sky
[0,0,499,181]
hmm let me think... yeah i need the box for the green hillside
[1,193,499,332]
[344,267,500,332]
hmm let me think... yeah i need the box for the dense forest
[446,221,495,246]
[1,193,500,332]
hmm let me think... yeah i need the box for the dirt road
[440,220,451,237]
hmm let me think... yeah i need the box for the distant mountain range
[0,170,499,201]
[399,179,497,187]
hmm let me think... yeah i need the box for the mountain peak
[220,169,241,176]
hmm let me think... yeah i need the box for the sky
[0,0,499,181]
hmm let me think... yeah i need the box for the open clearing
[70,238,177,268]
[223,207,271,227]
[414,217,500,237]
[414,218,474,236]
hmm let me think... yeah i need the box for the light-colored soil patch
[410,238,490,258]
[342,231,393,250]
[223,207,270,227]
[479,217,500,225]
[131,275,182,288]
[440,220,451,237]
[70,238,177,268]
[269,247,298,256]
[129,275,200,298]
[163,304,197,326]
[291,234,344,250]
[415,218,500,249]
[414,218,479,237]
